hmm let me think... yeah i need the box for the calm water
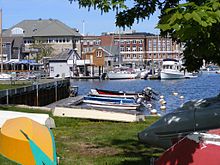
[71,73,220,114]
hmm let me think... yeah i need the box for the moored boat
[106,68,140,80]
[89,87,158,101]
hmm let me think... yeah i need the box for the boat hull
[0,117,57,165]
[83,96,140,110]
[107,72,139,80]
[90,89,141,99]
[160,70,185,79]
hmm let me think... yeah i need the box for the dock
[48,95,145,122]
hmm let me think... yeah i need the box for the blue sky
[0,0,160,35]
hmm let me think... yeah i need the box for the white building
[49,49,80,78]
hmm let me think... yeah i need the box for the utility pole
[0,9,3,73]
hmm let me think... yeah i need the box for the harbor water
[71,73,220,115]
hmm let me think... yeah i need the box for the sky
[0,0,160,35]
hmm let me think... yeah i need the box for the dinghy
[83,95,140,110]
[0,117,57,165]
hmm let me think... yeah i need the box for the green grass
[0,106,163,165]
[0,84,30,90]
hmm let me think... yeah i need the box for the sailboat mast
[0,9,3,73]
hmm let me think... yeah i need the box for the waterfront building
[48,49,80,78]
[3,19,82,61]
[81,30,182,68]
[82,46,119,76]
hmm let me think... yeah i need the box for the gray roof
[102,46,120,56]
[3,37,24,47]
[49,49,80,62]
[3,19,82,38]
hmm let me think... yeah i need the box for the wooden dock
[49,95,145,122]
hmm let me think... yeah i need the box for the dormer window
[11,27,24,35]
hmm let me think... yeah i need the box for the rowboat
[0,117,57,165]
[89,87,158,100]
[83,95,140,110]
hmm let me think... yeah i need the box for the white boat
[107,68,140,80]
[160,59,198,79]
[160,59,185,79]
[0,73,12,80]
[83,96,140,110]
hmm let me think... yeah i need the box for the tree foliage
[30,41,54,62]
[70,0,220,71]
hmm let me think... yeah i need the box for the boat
[160,59,185,79]
[155,132,220,165]
[0,73,12,80]
[106,68,140,80]
[0,117,57,165]
[138,94,220,149]
[83,95,140,110]
[89,87,158,101]
[160,59,199,79]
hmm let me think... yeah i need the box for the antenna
[82,20,85,36]
[0,9,3,73]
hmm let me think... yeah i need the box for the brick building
[81,30,182,68]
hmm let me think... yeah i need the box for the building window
[50,67,54,72]
[133,54,137,58]
[132,40,136,44]
[127,54,131,58]
[120,46,125,51]
[138,46,143,51]
[126,40,130,44]
[126,46,131,51]
[95,40,101,45]
[96,51,102,58]
[132,46,137,51]
[148,40,152,50]
[139,40,143,44]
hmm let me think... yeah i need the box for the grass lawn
[0,106,163,165]
[0,82,32,90]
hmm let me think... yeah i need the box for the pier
[0,79,70,106]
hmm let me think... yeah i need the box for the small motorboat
[89,87,158,101]
[83,95,140,110]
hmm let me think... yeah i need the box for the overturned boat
[138,94,220,149]
[0,117,57,165]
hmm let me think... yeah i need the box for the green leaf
[192,11,201,23]
[157,24,171,31]
[184,13,192,20]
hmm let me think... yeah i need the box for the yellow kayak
[0,117,57,165]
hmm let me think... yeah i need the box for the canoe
[0,117,57,165]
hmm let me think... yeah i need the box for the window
[120,46,125,51]
[96,51,102,58]
[138,46,143,51]
[126,46,131,51]
[50,67,54,72]
[95,40,101,45]
[126,40,130,44]
[127,54,131,58]
[133,54,137,58]
[132,46,137,51]
[11,27,24,35]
